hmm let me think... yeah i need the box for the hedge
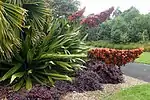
[86,41,150,52]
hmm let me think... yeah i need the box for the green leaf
[26,76,32,90]
[1,63,22,81]
[52,75,72,81]
[27,49,34,64]
[10,72,25,84]
[40,72,72,81]
[14,79,24,91]
[14,53,24,63]
[0,1,26,60]
[74,58,86,63]
[39,54,87,60]
[48,76,54,86]
[32,75,46,85]
[44,70,54,86]
[34,66,47,70]
[55,61,73,71]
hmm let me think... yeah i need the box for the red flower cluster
[80,7,114,27]
[88,48,144,66]
[68,7,86,21]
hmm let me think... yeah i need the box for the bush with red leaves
[85,60,124,84]
[80,7,114,27]
[0,87,9,99]
[88,48,144,66]
[74,70,103,92]
[27,85,53,100]
[6,92,27,100]
[68,7,114,27]
[54,81,77,93]
[68,7,86,21]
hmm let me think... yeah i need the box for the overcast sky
[79,0,150,15]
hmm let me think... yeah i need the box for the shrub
[88,48,144,66]
[68,7,86,21]
[74,70,103,92]
[0,18,88,91]
[0,69,104,100]
[85,60,124,84]
[86,41,150,52]
[80,7,114,27]
[27,85,53,100]
[54,81,77,93]
[0,86,11,100]
[6,92,27,100]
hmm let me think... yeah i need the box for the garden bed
[62,75,148,100]
[0,75,147,100]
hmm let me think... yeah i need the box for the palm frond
[0,1,26,60]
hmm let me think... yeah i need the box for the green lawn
[135,52,150,64]
[103,84,150,100]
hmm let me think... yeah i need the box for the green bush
[86,41,150,52]
[0,18,88,91]
[0,0,88,91]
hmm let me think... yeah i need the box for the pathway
[122,63,150,82]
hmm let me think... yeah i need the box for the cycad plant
[0,0,87,91]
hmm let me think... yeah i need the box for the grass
[135,52,150,64]
[103,84,150,100]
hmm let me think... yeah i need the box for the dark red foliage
[6,92,27,100]
[0,64,123,99]
[85,60,124,84]
[49,87,62,100]
[74,70,103,92]
[68,7,86,21]
[96,7,114,23]
[0,86,10,99]
[54,81,77,93]
[80,7,114,27]
[54,72,103,93]
[27,85,53,100]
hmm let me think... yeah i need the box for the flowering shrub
[80,7,114,27]
[88,48,144,66]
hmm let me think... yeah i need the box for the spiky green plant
[0,15,88,90]
[0,0,88,91]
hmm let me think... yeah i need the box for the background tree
[85,6,150,44]
[112,7,122,17]
[120,6,140,22]
[47,0,80,17]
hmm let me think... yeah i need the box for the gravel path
[61,75,148,100]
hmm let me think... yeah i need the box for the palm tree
[0,0,49,60]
